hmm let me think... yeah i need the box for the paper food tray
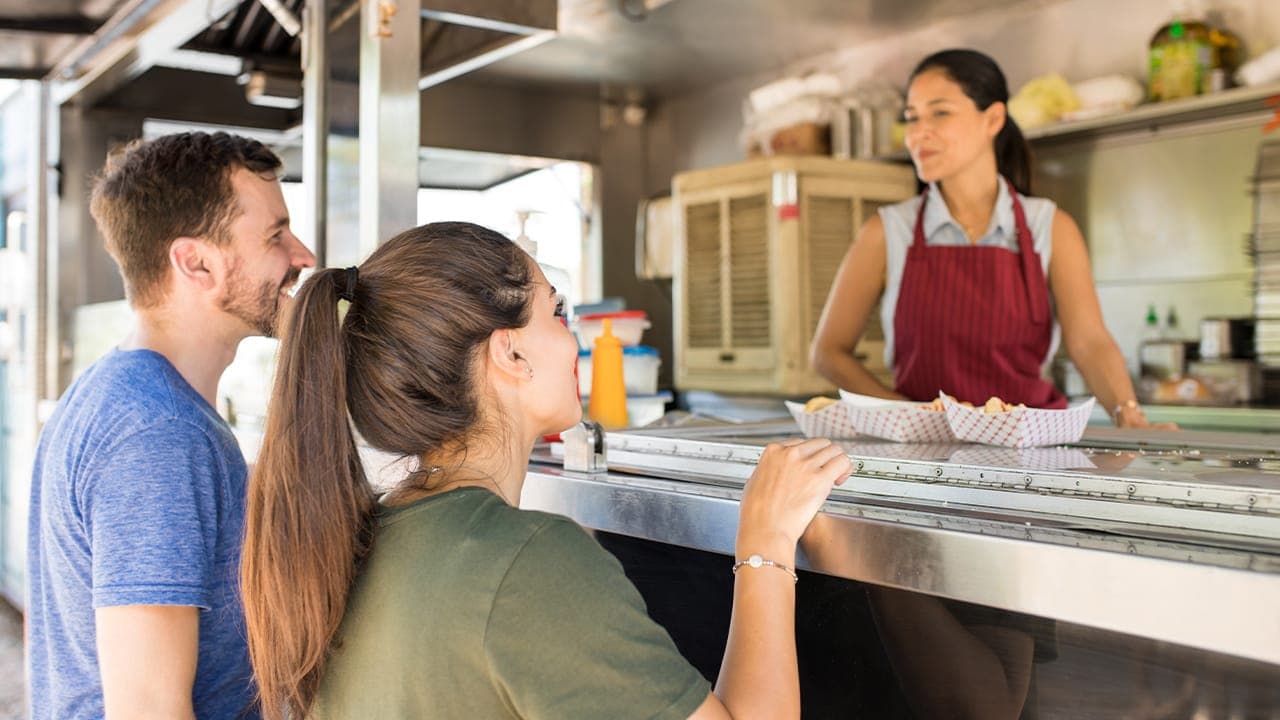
[949,446,1096,471]
[942,395,1095,448]
[837,390,956,443]
[838,441,969,462]
[785,400,858,440]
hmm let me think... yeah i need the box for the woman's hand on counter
[737,439,853,557]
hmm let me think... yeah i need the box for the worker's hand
[737,439,852,557]
[1116,412,1179,430]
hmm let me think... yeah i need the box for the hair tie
[339,266,359,302]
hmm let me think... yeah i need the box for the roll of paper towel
[1237,47,1280,87]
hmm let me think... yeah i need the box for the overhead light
[155,49,243,76]
[239,69,301,109]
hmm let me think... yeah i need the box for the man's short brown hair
[89,131,283,308]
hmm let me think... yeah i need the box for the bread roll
[804,396,837,413]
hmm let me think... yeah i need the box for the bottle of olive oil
[1148,3,1213,101]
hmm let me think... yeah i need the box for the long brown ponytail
[241,222,534,720]
[241,266,375,720]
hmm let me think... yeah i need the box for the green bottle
[1144,305,1162,341]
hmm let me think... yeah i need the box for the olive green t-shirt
[314,486,710,719]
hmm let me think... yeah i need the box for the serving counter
[524,422,1280,719]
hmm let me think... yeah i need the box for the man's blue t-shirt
[26,348,258,719]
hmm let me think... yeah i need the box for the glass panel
[417,162,595,307]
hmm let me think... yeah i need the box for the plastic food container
[578,391,673,428]
[574,311,650,350]
[578,346,662,397]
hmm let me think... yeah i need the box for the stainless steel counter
[1088,403,1280,433]
[522,422,1280,669]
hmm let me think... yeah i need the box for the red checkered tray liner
[942,395,1095,448]
[785,400,858,440]
[835,390,956,443]
[949,446,1096,471]
[838,441,968,461]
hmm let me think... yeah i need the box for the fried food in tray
[921,394,1025,414]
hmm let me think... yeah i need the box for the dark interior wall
[598,114,671,388]
[418,80,601,163]
[592,98,679,390]
[99,68,299,131]
[55,107,141,309]
[54,105,143,390]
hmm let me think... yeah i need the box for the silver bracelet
[732,554,798,583]
[1112,399,1142,424]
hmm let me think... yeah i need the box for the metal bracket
[563,421,608,473]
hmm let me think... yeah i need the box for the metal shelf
[874,81,1280,161]
[1025,81,1280,145]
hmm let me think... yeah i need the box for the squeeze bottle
[587,319,628,430]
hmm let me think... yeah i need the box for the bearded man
[26,131,315,720]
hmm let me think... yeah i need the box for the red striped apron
[892,181,1066,409]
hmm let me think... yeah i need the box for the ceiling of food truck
[0,0,131,79]
[471,0,1045,94]
[2,0,1049,95]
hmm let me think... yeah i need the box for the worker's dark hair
[911,48,1032,195]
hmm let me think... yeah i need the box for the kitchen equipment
[831,82,903,160]
[1139,339,1189,380]
[1188,359,1263,403]
[635,194,675,280]
[672,156,915,395]
[1199,317,1256,360]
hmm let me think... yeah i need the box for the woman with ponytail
[812,48,1165,429]
[241,221,852,720]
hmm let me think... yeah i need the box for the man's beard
[219,261,300,338]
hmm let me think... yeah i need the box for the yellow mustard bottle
[588,318,628,430]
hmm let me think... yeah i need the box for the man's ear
[169,237,218,293]
[487,328,528,381]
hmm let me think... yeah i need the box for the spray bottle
[514,210,573,311]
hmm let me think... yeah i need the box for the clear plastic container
[574,311,650,350]
[578,391,673,428]
[578,345,662,397]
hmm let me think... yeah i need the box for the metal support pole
[256,0,302,37]
[31,80,58,408]
[301,0,329,267]
[359,0,420,257]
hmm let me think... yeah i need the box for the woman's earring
[514,350,533,380]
